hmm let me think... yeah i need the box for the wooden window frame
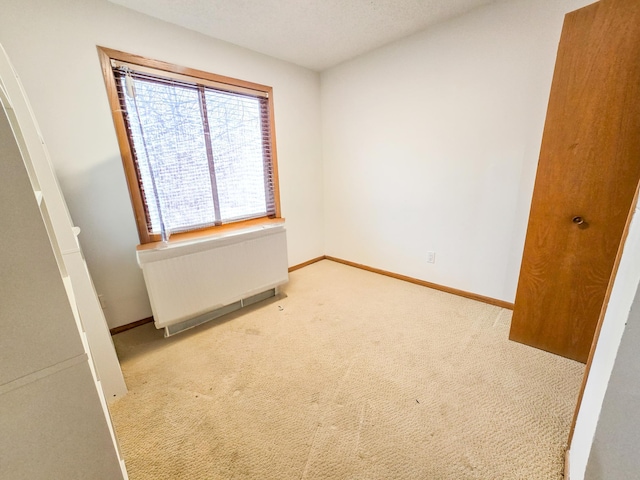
[97,46,282,246]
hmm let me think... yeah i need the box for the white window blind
[113,67,276,239]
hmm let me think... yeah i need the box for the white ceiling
[109,0,501,71]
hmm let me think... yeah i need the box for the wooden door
[509,0,640,363]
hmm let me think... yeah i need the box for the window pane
[205,90,267,222]
[122,77,216,234]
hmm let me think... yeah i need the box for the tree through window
[98,47,280,244]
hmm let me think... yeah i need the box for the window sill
[136,217,285,254]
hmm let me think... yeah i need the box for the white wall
[320,0,593,303]
[585,267,640,479]
[570,203,640,480]
[0,0,324,328]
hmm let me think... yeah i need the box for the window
[98,47,281,244]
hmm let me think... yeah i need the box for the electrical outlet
[98,294,107,309]
[427,251,436,264]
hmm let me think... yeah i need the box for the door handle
[572,216,585,225]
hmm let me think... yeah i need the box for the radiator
[136,223,288,335]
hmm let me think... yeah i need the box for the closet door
[509,0,640,363]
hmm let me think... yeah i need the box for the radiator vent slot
[164,288,278,337]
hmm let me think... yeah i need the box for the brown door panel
[510,0,640,363]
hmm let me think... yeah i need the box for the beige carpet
[109,260,584,479]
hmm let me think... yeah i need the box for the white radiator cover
[137,223,288,330]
